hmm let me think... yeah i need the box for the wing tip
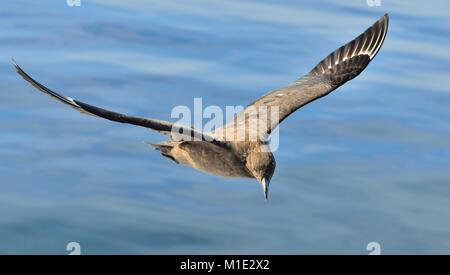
[11,58,21,72]
[369,13,389,60]
[309,13,389,76]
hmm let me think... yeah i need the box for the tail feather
[146,142,178,163]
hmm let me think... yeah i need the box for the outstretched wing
[13,61,222,144]
[218,14,389,141]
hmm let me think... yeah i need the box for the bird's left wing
[13,61,223,144]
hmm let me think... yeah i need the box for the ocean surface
[0,0,449,254]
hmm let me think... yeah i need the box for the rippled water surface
[0,0,449,254]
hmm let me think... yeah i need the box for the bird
[13,14,389,201]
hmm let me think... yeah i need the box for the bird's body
[153,140,272,180]
[13,14,389,200]
[155,140,254,178]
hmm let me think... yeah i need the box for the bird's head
[246,147,276,201]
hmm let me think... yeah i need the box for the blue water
[0,0,449,254]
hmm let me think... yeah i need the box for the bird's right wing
[13,61,223,144]
[217,14,389,141]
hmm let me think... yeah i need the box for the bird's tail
[144,141,178,163]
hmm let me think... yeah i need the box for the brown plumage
[13,14,389,201]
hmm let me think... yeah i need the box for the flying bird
[13,14,389,201]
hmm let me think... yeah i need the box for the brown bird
[13,14,389,201]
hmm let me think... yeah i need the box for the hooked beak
[260,177,270,202]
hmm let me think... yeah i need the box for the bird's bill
[260,177,270,202]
